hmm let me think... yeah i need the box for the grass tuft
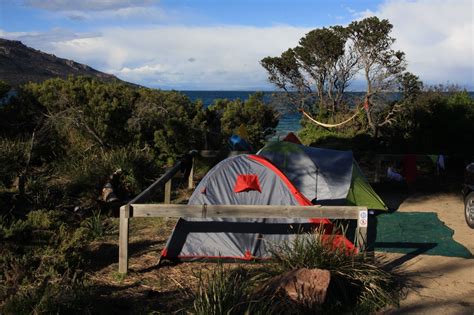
[191,228,405,315]
[82,210,117,240]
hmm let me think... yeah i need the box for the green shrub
[54,146,160,206]
[0,80,10,97]
[191,229,404,315]
[298,109,366,148]
[1,271,91,315]
[208,92,279,149]
[381,88,474,155]
[0,138,28,188]
[82,210,117,240]
[0,209,91,314]
[193,265,251,315]
[269,232,403,314]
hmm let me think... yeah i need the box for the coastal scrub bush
[0,209,92,314]
[21,77,210,164]
[25,77,136,147]
[381,88,474,156]
[0,87,44,138]
[129,88,206,163]
[82,210,117,240]
[53,146,160,207]
[191,230,404,315]
[297,110,375,153]
[269,233,403,314]
[193,265,305,315]
[208,92,279,149]
[0,80,10,97]
[0,137,27,188]
[193,265,251,315]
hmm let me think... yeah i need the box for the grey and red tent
[161,154,353,261]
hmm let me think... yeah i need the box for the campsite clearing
[380,191,474,314]
[84,191,473,314]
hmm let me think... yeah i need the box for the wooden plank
[118,205,131,274]
[164,179,172,204]
[130,204,364,219]
[129,161,182,204]
[188,157,194,189]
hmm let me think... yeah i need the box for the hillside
[0,38,122,86]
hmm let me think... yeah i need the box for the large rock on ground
[262,268,331,306]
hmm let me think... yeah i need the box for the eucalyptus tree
[261,26,359,116]
[348,16,407,135]
[261,16,411,136]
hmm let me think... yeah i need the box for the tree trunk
[364,67,377,136]
[317,82,325,115]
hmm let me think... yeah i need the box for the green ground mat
[373,212,472,258]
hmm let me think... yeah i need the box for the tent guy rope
[300,106,362,128]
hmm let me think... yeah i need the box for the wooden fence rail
[119,203,368,273]
[117,150,369,274]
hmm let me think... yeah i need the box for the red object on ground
[282,132,302,145]
[322,235,358,255]
[234,174,262,193]
[402,154,418,184]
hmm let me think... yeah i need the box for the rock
[101,183,118,202]
[262,268,331,306]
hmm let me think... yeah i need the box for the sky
[0,0,473,90]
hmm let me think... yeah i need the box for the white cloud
[359,0,473,89]
[18,25,310,89]
[2,0,473,90]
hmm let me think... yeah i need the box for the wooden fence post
[356,208,368,252]
[164,179,172,204]
[188,156,194,189]
[119,204,131,274]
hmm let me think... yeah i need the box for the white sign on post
[358,210,368,228]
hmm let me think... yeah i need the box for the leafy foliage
[0,77,277,214]
[208,92,279,149]
[0,210,92,314]
[381,88,474,155]
[0,138,28,188]
[193,265,251,315]
[192,229,404,315]
[261,16,413,137]
[0,80,10,97]
[82,210,117,240]
[261,26,358,115]
[269,232,402,314]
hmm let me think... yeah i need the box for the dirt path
[383,192,474,314]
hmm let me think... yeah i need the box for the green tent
[258,141,387,210]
